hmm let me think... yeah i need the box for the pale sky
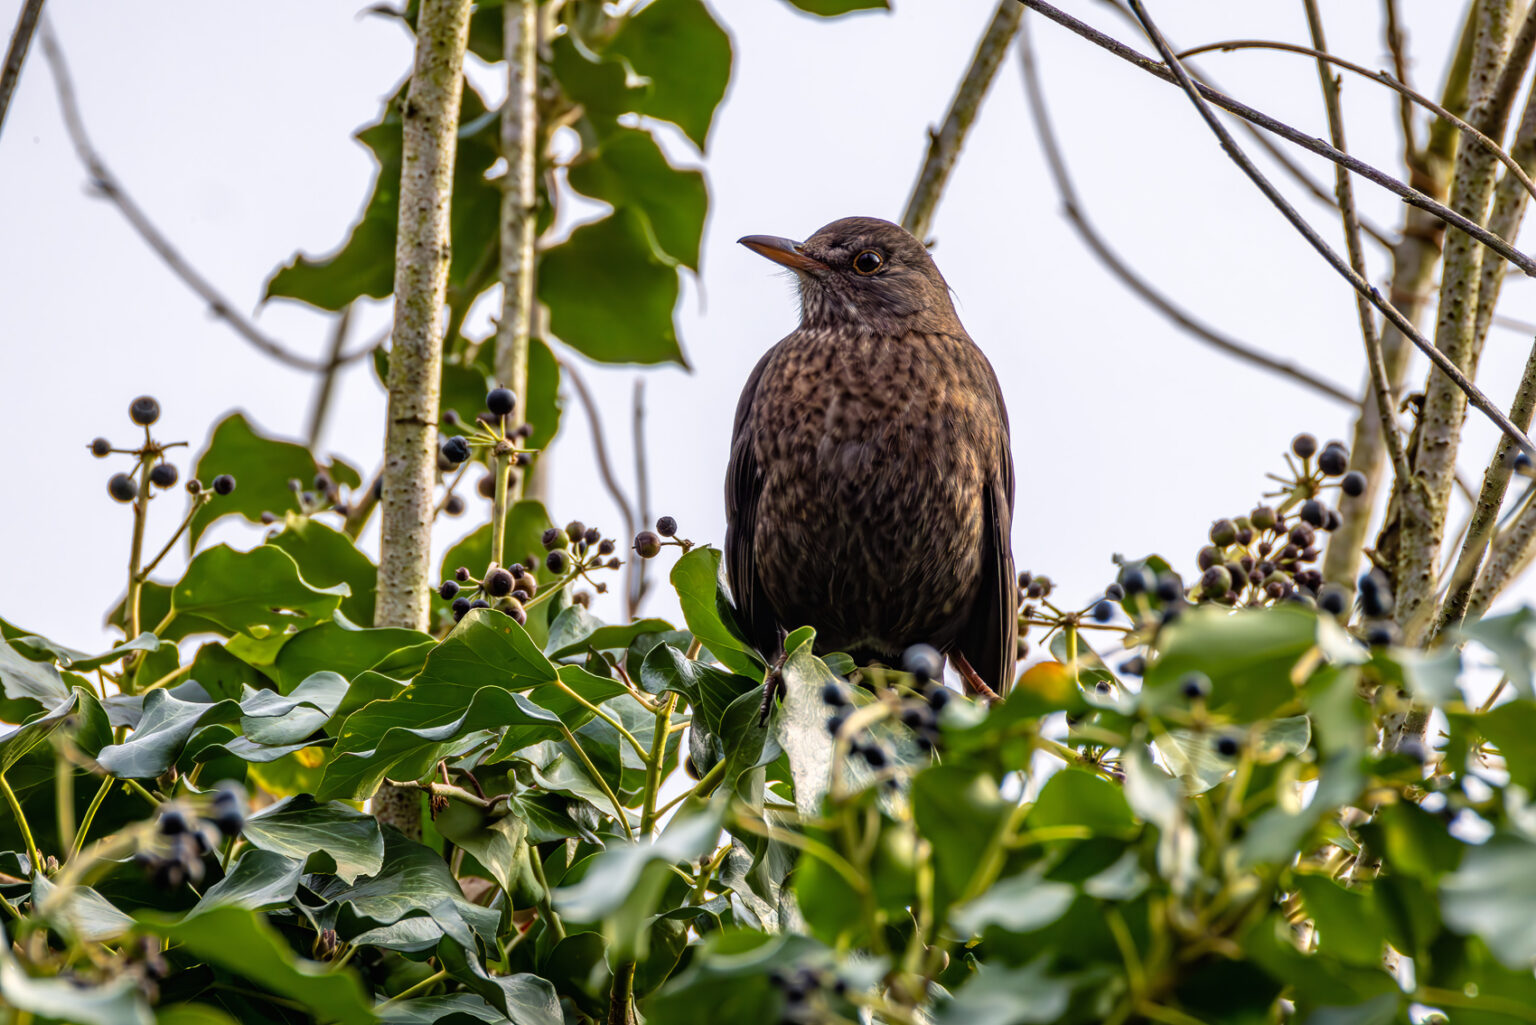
[1,0,1529,664]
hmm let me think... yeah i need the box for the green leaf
[670,547,762,679]
[912,766,1010,918]
[6,631,159,672]
[1145,605,1318,720]
[189,413,324,547]
[1,689,80,773]
[951,874,1075,938]
[0,636,70,711]
[97,689,241,778]
[136,906,374,1025]
[376,993,506,1025]
[773,630,839,816]
[568,127,707,269]
[545,605,674,661]
[416,606,558,688]
[242,794,385,884]
[439,500,559,643]
[1157,716,1310,795]
[30,874,135,942]
[644,931,829,1024]
[0,923,151,1025]
[524,337,563,451]
[936,959,1073,1025]
[608,0,732,149]
[1464,607,1536,698]
[271,617,432,693]
[171,544,348,638]
[1027,768,1136,836]
[188,849,303,916]
[779,0,889,13]
[1294,875,1389,966]
[238,670,350,744]
[1478,699,1536,791]
[1442,833,1536,968]
[540,209,684,365]
[1239,751,1363,868]
[266,517,379,627]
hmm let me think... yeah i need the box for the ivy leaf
[608,0,732,150]
[0,927,151,1025]
[1464,608,1536,698]
[1442,833,1536,968]
[171,545,348,638]
[539,209,685,365]
[238,671,350,745]
[0,636,71,712]
[567,127,708,270]
[1144,605,1318,720]
[545,604,675,661]
[189,413,326,547]
[187,849,303,917]
[97,689,241,779]
[266,516,379,627]
[242,794,385,884]
[271,617,433,693]
[936,958,1073,1025]
[779,0,889,13]
[670,547,762,679]
[5,632,159,673]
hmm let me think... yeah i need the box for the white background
[1,0,1528,664]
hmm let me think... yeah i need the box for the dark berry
[1359,569,1393,618]
[1120,566,1152,596]
[1318,444,1348,476]
[1215,734,1241,759]
[902,643,943,683]
[1237,526,1255,545]
[208,783,246,838]
[1209,518,1237,546]
[149,462,178,488]
[469,599,490,611]
[634,531,662,558]
[1300,500,1325,528]
[1339,471,1366,498]
[1291,433,1318,459]
[1366,623,1396,647]
[212,474,236,495]
[486,387,516,417]
[1290,522,1316,547]
[300,490,316,507]
[89,437,112,457]
[1180,672,1211,700]
[583,527,601,546]
[901,704,933,729]
[451,597,471,620]
[826,711,849,736]
[597,539,615,556]
[1324,509,1343,531]
[1250,505,1277,531]
[1516,451,1534,474]
[512,589,529,602]
[1155,574,1183,603]
[478,475,496,499]
[1095,680,1113,696]
[441,435,471,464]
[541,527,563,550]
[565,521,586,543]
[1119,656,1146,676]
[158,807,189,835]
[546,550,568,574]
[1017,571,1033,590]
[129,395,161,426]
[1092,600,1114,623]
[502,602,528,626]
[371,477,383,500]
[444,494,465,516]
[656,515,678,537]
[1200,565,1231,597]
[486,568,514,597]
[861,743,888,769]
[1198,546,1220,571]
[108,473,138,503]
[455,566,471,582]
[439,580,460,600]
[607,557,621,569]
[260,511,277,525]
[927,687,951,710]
[821,682,847,706]
[1105,582,1125,601]
[287,478,302,492]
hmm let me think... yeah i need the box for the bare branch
[1016,0,1536,279]
[1468,480,1536,618]
[1017,18,1356,406]
[563,360,638,599]
[306,305,354,450]
[496,0,540,491]
[1301,2,1413,497]
[1382,0,1417,158]
[0,0,44,138]
[1177,38,1536,209]
[38,23,374,375]
[901,0,1021,241]
[629,378,651,618]
[1108,0,1535,468]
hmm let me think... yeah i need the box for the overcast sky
[1,0,1529,666]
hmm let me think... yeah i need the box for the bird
[726,215,1017,703]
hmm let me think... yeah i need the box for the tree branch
[375,0,475,839]
[563,360,638,587]
[629,378,651,619]
[0,0,44,138]
[1015,0,1536,279]
[1016,16,1356,406]
[901,0,1021,241]
[496,0,539,487]
[1467,479,1536,619]
[37,23,373,375]
[306,304,354,450]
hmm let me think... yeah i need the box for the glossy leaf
[170,544,348,638]
[669,546,762,678]
[608,0,732,149]
[567,127,708,269]
[188,413,324,546]
[266,516,379,627]
[242,794,385,884]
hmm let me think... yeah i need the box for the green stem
[607,960,637,1025]
[54,748,74,859]
[654,757,728,819]
[640,694,676,835]
[70,776,113,861]
[0,771,42,874]
[122,441,155,690]
[138,492,210,581]
[122,777,161,807]
[560,725,633,840]
[527,840,566,941]
[375,968,449,1010]
[554,679,649,763]
[491,444,510,569]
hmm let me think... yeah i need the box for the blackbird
[727,216,1017,699]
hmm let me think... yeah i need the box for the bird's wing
[954,364,1018,694]
[725,347,783,661]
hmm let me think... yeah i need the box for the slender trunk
[374,0,474,840]
[496,0,540,482]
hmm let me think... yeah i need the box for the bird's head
[739,216,959,336]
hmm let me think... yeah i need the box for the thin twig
[1301,3,1413,493]
[1382,0,1416,159]
[1177,39,1536,209]
[306,304,354,450]
[1016,18,1356,406]
[629,378,650,619]
[38,22,374,374]
[1016,0,1536,279]
[563,360,638,570]
[901,0,1022,241]
[1113,1,1536,463]
[0,0,45,138]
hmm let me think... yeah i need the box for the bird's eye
[852,249,884,275]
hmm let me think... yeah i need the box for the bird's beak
[738,234,828,274]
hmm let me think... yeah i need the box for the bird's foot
[953,652,1002,705]
[756,652,789,727]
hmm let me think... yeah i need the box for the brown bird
[726,216,1017,700]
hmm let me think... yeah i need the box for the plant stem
[560,724,633,840]
[0,771,42,874]
[607,961,637,1025]
[70,776,112,861]
[124,436,154,670]
[527,840,566,941]
[640,694,676,835]
[376,967,449,1009]
[495,0,539,480]
[491,447,510,569]
[0,0,45,139]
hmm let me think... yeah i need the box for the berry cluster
[437,386,538,515]
[633,515,690,559]
[259,471,349,525]
[436,520,622,625]
[768,963,850,1022]
[823,644,952,775]
[91,395,237,506]
[135,783,245,891]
